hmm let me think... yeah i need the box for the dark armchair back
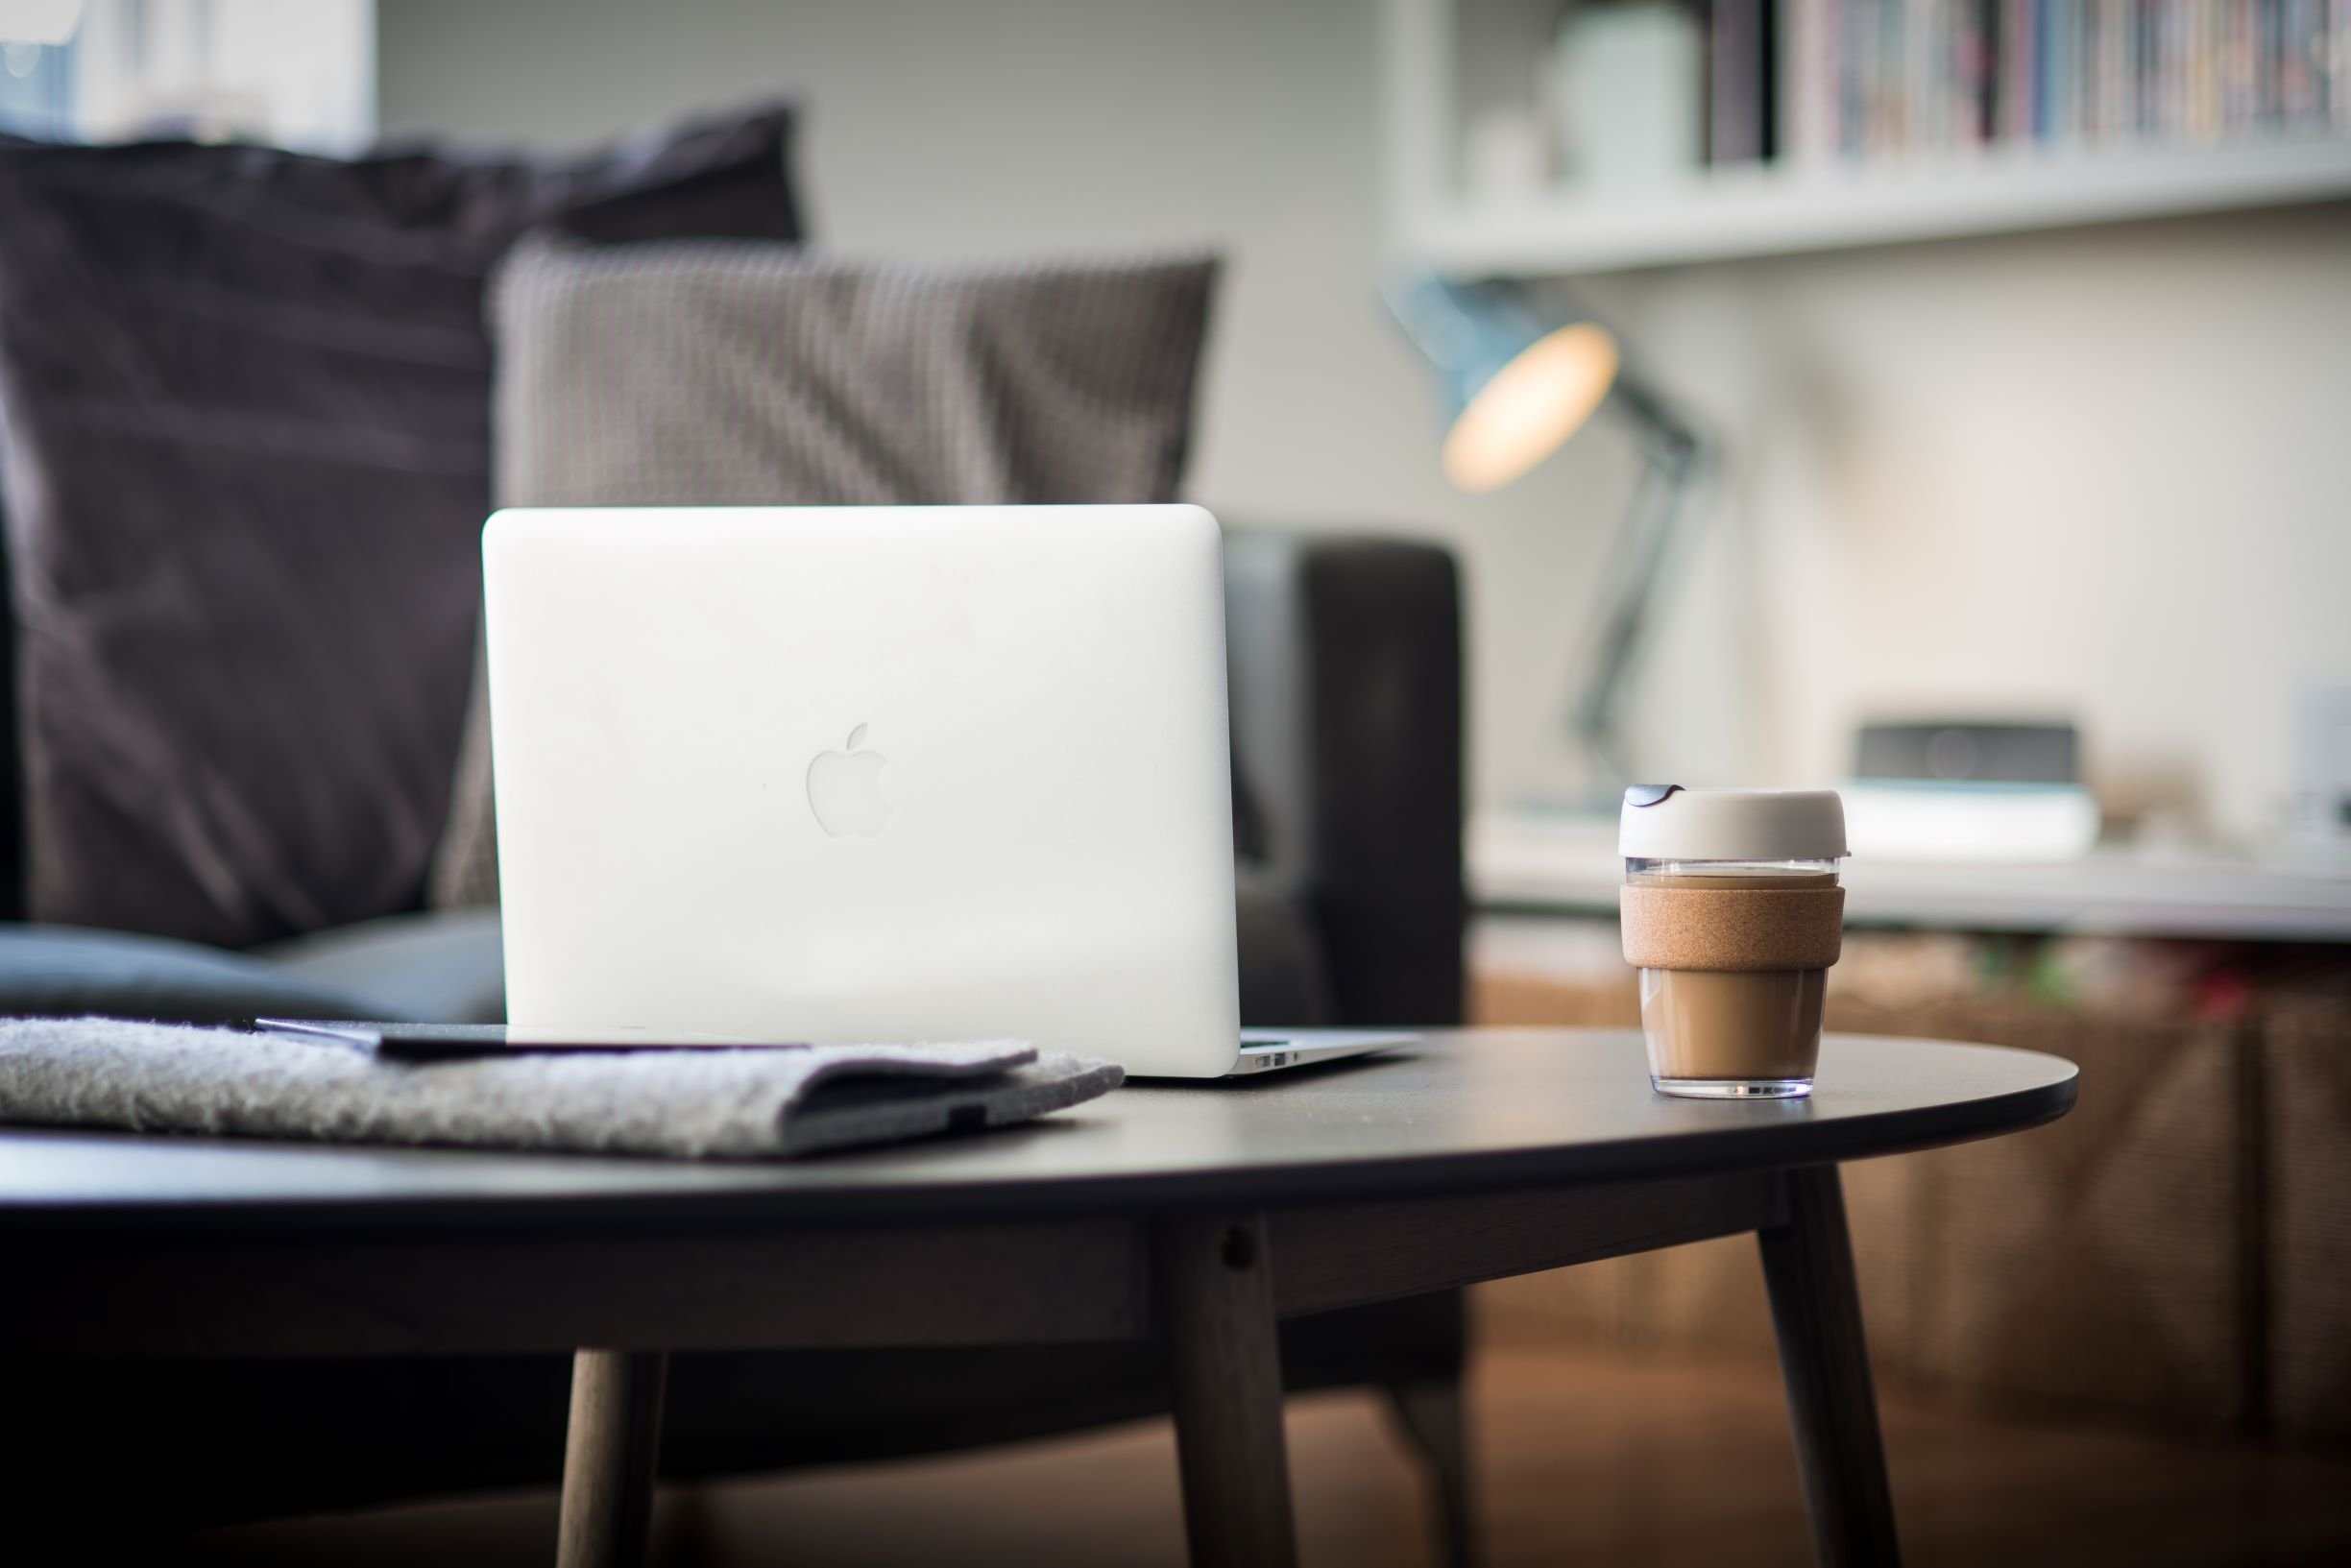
[1223,531,1466,1027]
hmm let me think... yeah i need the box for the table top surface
[0,1030,2075,1239]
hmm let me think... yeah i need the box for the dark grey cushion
[0,102,804,951]
[429,237,1219,906]
[248,887,1323,1029]
[251,906,505,1025]
[0,132,32,924]
[0,924,366,1024]
[3,893,1306,1028]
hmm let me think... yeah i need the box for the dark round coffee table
[0,1028,2074,1567]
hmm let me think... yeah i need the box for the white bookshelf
[1385,0,2351,277]
[1471,808,2351,941]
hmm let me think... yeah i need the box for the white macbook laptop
[482,503,1412,1079]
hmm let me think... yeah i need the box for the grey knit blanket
[0,1018,1124,1159]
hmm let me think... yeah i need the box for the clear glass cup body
[1625,856,1842,1098]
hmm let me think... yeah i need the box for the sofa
[0,525,1465,1036]
[0,102,1474,1550]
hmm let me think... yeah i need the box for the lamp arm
[1602,366,1703,459]
[1568,372,1705,785]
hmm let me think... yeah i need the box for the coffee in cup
[1617,785,1849,1098]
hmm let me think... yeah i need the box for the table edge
[0,1033,2077,1240]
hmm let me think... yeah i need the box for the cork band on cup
[1618,884,1846,972]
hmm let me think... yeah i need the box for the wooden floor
[189,1343,2351,1567]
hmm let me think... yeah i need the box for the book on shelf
[1709,0,1781,162]
[1690,0,2351,170]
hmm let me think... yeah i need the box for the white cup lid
[1618,785,1849,860]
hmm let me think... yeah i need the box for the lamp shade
[1386,273,1621,494]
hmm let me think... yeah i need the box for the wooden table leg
[557,1347,669,1568]
[1386,1376,1475,1568]
[1153,1213,1299,1568]
[1758,1166,1902,1568]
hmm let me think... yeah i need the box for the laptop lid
[484,504,1243,1077]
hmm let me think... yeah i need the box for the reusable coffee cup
[1618,785,1849,1098]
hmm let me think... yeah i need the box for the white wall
[379,0,2351,846]
[1586,202,2351,842]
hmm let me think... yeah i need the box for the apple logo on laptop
[806,725,892,838]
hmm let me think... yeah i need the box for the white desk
[1472,809,2351,943]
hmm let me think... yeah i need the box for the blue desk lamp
[1387,273,1704,785]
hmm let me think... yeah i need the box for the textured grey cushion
[0,1018,1122,1159]
[429,236,1218,906]
[0,103,804,950]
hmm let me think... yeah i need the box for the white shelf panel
[1405,138,2351,276]
[1471,808,2351,942]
